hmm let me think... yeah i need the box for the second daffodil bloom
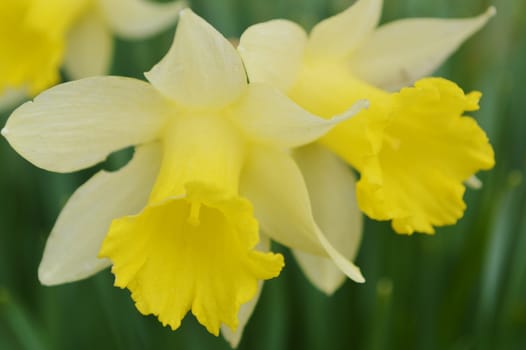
[237,0,496,297]
[0,0,185,108]
[2,9,367,342]
[239,0,496,235]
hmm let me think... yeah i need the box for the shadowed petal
[292,144,363,295]
[39,143,162,285]
[241,146,365,282]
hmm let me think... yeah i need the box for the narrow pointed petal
[349,7,496,90]
[241,146,365,283]
[64,10,113,79]
[230,83,367,149]
[292,144,363,295]
[2,77,170,172]
[238,19,307,92]
[98,0,185,39]
[38,143,162,286]
[145,9,246,109]
[221,236,271,348]
[306,0,383,59]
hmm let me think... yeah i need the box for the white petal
[97,0,185,39]
[38,142,162,286]
[145,9,246,109]
[238,19,307,92]
[64,10,113,79]
[0,88,27,112]
[306,0,383,59]
[241,146,365,283]
[2,76,169,173]
[230,83,368,148]
[292,144,363,295]
[221,235,270,348]
[349,7,496,91]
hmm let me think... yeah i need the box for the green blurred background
[1,0,525,349]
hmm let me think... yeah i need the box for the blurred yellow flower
[0,0,185,108]
[2,9,366,340]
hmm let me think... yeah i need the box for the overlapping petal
[2,77,170,172]
[292,144,362,294]
[145,9,246,109]
[238,19,307,91]
[241,146,364,282]
[38,143,161,285]
[230,83,367,149]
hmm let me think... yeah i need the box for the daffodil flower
[238,0,495,295]
[0,0,185,109]
[2,9,367,342]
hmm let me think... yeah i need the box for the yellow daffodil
[0,0,185,108]
[238,0,495,295]
[2,9,367,342]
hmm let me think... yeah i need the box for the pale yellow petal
[64,9,113,79]
[292,144,363,295]
[2,77,169,172]
[349,7,496,90]
[145,9,246,109]
[238,19,307,91]
[38,143,161,285]
[306,0,383,59]
[221,236,270,348]
[241,146,365,283]
[230,83,366,149]
[97,0,185,39]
